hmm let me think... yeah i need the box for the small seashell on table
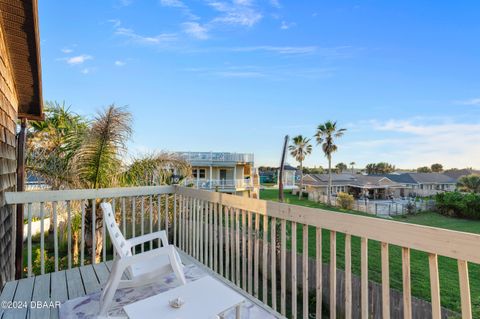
[168,297,185,309]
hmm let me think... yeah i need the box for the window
[192,168,206,179]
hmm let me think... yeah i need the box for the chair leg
[169,249,187,285]
[99,261,124,316]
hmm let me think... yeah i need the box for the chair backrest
[100,202,132,258]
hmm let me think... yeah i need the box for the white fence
[308,193,436,216]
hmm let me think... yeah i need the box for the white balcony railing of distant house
[177,152,254,163]
[5,186,480,318]
[183,178,254,190]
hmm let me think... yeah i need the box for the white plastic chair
[98,202,187,317]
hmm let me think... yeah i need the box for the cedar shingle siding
[0,19,18,288]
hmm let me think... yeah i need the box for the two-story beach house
[176,151,259,197]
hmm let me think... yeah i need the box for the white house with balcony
[176,151,259,197]
[276,164,299,190]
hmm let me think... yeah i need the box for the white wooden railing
[5,186,480,318]
[177,152,254,163]
[5,186,175,277]
[184,178,254,190]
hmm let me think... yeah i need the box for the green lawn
[260,189,480,316]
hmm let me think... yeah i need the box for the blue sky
[38,0,480,169]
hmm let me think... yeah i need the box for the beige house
[384,173,457,197]
[303,173,403,201]
[177,152,259,197]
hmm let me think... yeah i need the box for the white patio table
[123,276,245,319]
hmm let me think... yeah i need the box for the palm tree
[457,174,480,193]
[74,105,132,262]
[28,103,192,263]
[27,101,88,189]
[315,121,346,205]
[288,135,312,198]
[350,161,355,174]
[335,162,347,173]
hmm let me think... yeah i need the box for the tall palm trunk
[327,155,332,205]
[299,161,303,199]
[73,232,79,265]
[85,202,103,263]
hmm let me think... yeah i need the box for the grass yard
[260,189,480,316]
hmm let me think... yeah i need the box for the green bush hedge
[435,191,480,220]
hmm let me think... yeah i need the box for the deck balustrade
[4,186,480,319]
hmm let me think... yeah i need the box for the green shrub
[435,192,480,220]
[337,192,354,210]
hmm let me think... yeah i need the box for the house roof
[383,173,456,184]
[443,169,480,181]
[303,173,402,189]
[0,0,43,119]
[408,173,456,184]
[348,175,399,188]
[383,173,418,184]
[307,173,357,182]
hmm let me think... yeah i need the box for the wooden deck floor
[0,262,114,319]
[0,254,283,319]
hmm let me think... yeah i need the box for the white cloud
[109,19,177,46]
[231,45,317,55]
[185,65,332,79]
[115,60,126,66]
[356,118,480,168]
[159,0,199,19]
[182,22,209,39]
[117,0,132,7]
[80,67,94,74]
[212,11,262,27]
[215,71,265,78]
[207,0,262,27]
[234,0,253,5]
[115,27,177,45]
[270,0,281,8]
[61,48,73,54]
[108,19,121,28]
[225,45,353,58]
[160,0,186,7]
[280,20,295,30]
[65,54,93,65]
[455,98,480,106]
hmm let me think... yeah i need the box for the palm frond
[121,152,191,186]
[74,105,132,189]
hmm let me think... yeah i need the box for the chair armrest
[117,245,174,269]
[126,230,168,247]
[112,245,187,286]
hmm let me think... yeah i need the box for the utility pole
[278,135,289,202]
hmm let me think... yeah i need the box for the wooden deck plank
[30,274,51,319]
[2,277,34,319]
[50,271,68,303]
[0,281,18,319]
[50,270,68,319]
[79,265,101,295]
[65,267,85,300]
[92,263,110,286]
[104,260,130,280]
